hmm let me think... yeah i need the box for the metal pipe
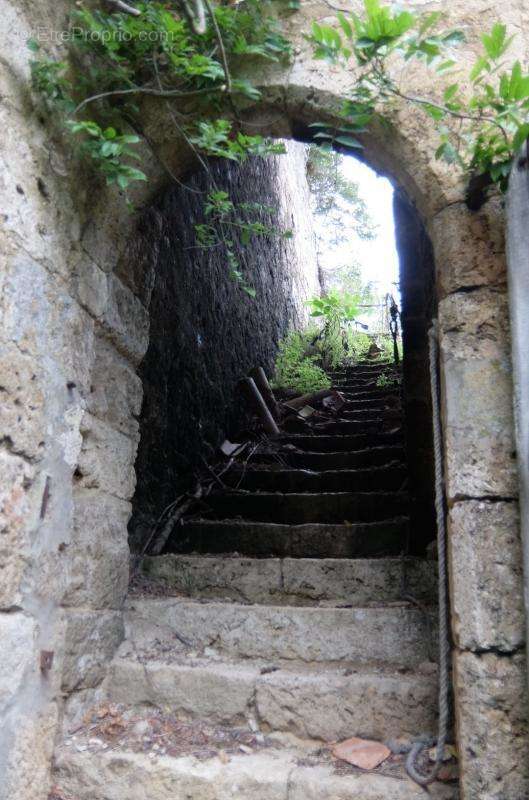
[250,367,280,421]
[239,377,280,436]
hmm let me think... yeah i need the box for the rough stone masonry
[0,1,528,799]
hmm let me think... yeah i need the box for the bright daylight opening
[306,145,399,336]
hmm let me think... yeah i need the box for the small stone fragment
[332,737,391,770]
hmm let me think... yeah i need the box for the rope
[406,320,451,786]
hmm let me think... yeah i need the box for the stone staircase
[53,361,457,799]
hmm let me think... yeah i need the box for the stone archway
[1,2,527,798]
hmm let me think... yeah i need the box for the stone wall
[130,144,319,552]
[1,1,529,798]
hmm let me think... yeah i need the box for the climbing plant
[28,0,294,291]
[308,1,529,194]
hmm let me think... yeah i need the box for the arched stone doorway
[1,2,527,797]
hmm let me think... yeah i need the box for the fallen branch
[283,388,334,411]
[105,0,142,16]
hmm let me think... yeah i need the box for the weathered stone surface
[454,650,529,800]
[142,554,437,605]
[63,490,131,610]
[62,610,124,692]
[256,666,437,743]
[106,653,438,742]
[87,336,142,439]
[449,501,524,652]
[0,343,45,461]
[432,197,506,297]
[54,745,456,800]
[2,255,95,397]
[439,288,517,499]
[72,256,109,320]
[98,274,149,366]
[76,413,138,501]
[0,450,35,609]
[126,598,434,667]
[0,612,37,714]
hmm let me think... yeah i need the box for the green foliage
[195,190,293,296]
[307,290,361,324]
[306,290,362,369]
[272,329,331,394]
[28,1,293,292]
[347,330,372,361]
[29,1,291,193]
[306,144,376,241]
[190,120,286,161]
[66,121,147,188]
[376,371,397,388]
[308,1,529,192]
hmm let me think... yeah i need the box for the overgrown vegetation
[272,329,331,394]
[28,0,529,296]
[309,0,529,193]
[307,290,365,369]
[28,0,293,291]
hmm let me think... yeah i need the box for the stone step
[279,432,403,452]
[343,397,401,410]
[309,420,401,436]
[279,445,406,470]
[54,741,456,800]
[331,362,395,375]
[340,411,400,423]
[340,387,401,400]
[125,598,435,667]
[142,555,436,605]
[167,518,408,558]
[202,491,409,524]
[223,464,406,493]
[105,652,439,743]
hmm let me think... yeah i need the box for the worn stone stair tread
[105,651,439,742]
[125,598,435,666]
[167,517,409,557]
[222,464,407,492]
[54,741,457,800]
[278,432,403,452]
[279,445,406,470]
[203,490,409,524]
[141,554,435,605]
[342,397,401,410]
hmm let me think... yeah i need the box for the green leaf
[337,12,353,39]
[27,38,40,52]
[443,83,459,102]
[334,135,363,148]
[243,285,257,298]
[513,123,529,151]
[482,22,512,60]
[470,56,490,82]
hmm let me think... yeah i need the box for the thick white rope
[406,320,451,786]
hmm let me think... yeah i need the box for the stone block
[2,254,95,396]
[449,501,524,652]
[439,289,518,499]
[87,336,142,438]
[72,256,109,319]
[62,609,124,692]
[0,343,45,461]
[454,650,529,800]
[0,612,37,714]
[0,450,36,609]
[99,274,149,365]
[433,197,506,297]
[62,490,131,610]
[76,413,138,501]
